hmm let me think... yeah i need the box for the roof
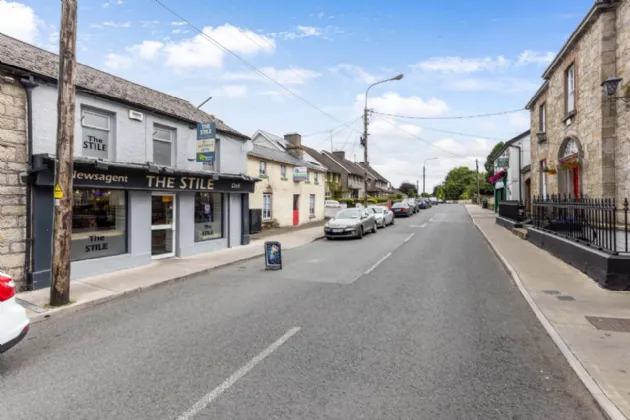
[357,162,389,184]
[302,146,345,174]
[327,153,365,176]
[525,81,549,110]
[492,130,531,161]
[0,32,249,139]
[248,144,324,171]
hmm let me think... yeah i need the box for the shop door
[293,194,300,226]
[151,194,176,259]
[573,168,579,198]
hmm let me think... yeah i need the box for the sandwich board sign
[264,241,282,270]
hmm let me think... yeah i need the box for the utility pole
[363,108,369,206]
[422,166,426,195]
[416,180,420,196]
[476,159,481,206]
[329,130,334,152]
[50,0,78,306]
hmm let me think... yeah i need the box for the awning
[31,154,259,194]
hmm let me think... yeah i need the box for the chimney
[284,133,303,159]
[332,151,346,161]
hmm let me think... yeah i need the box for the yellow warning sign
[54,184,63,199]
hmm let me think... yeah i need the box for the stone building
[525,0,630,205]
[0,71,28,289]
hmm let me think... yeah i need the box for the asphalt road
[0,204,605,420]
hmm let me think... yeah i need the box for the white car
[324,200,341,208]
[368,205,394,228]
[0,273,29,353]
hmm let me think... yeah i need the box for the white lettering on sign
[231,183,241,189]
[145,175,215,190]
[73,171,129,183]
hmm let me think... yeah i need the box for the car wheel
[357,226,364,239]
[373,222,378,233]
[391,218,395,225]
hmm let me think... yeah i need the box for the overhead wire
[372,108,525,120]
[152,0,362,135]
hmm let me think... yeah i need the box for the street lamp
[423,157,438,195]
[363,73,404,205]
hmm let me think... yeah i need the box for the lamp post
[363,74,404,205]
[423,157,438,195]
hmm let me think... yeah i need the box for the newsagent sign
[35,163,256,193]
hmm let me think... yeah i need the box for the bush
[338,198,355,207]
[376,197,388,203]
[367,197,378,204]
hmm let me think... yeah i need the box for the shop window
[81,108,111,160]
[309,194,315,217]
[263,193,272,220]
[153,125,174,166]
[71,189,127,261]
[194,192,223,242]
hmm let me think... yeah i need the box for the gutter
[19,76,39,291]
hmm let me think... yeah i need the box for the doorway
[293,194,300,226]
[151,193,176,259]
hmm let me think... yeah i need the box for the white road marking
[364,252,393,275]
[420,223,427,228]
[175,327,301,420]
[404,233,415,242]
[429,215,437,222]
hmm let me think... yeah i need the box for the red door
[292,194,299,226]
[572,168,579,198]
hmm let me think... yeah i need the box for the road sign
[264,241,282,270]
[54,184,63,199]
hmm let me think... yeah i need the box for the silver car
[368,205,394,228]
[324,208,378,239]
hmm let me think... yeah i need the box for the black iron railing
[532,195,630,254]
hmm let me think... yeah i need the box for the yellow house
[248,131,327,227]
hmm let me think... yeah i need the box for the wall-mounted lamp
[601,76,629,102]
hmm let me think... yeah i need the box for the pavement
[250,219,326,241]
[466,204,630,420]
[17,225,326,323]
[0,204,609,419]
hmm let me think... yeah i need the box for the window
[314,172,319,184]
[71,189,127,261]
[280,165,286,178]
[540,160,547,197]
[194,192,223,242]
[153,125,174,166]
[259,161,267,176]
[263,193,272,220]
[309,194,315,217]
[81,108,111,160]
[539,103,546,132]
[566,64,575,113]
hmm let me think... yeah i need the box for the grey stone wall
[0,73,27,288]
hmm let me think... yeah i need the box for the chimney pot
[284,133,303,159]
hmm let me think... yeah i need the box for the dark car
[391,202,412,217]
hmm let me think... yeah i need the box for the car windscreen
[335,209,360,219]
[369,207,385,213]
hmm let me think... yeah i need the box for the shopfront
[28,155,257,290]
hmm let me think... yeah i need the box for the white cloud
[412,56,510,73]
[172,29,183,34]
[102,21,131,28]
[271,25,342,41]
[104,53,133,69]
[172,21,187,26]
[102,0,123,8]
[516,50,555,65]
[224,67,320,85]
[140,20,160,28]
[328,64,380,84]
[163,24,275,69]
[126,40,164,60]
[357,91,449,118]
[211,85,248,98]
[0,1,40,43]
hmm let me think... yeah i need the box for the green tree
[443,166,476,200]
[484,141,504,177]
[398,182,417,197]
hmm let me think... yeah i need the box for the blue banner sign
[196,122,216,163]
[264,241,282,270]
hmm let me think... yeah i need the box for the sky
[0,0,594,192]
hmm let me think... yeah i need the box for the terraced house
[526,0,630,205]
[248,131,327,227]
[304,149,366,199]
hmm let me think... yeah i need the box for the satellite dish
[242,140,254,152]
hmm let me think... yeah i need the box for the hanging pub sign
[196,122,216,164]
[293,167,308,182]
[496,157,509,169]
[264,241,282,270]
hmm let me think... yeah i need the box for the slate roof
[357,162,389,184]
[0,32,248,139]
[301,146,345,174]
[248,145,324,171]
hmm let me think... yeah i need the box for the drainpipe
[20,77,39,291]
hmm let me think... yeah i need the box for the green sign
[496,157,509,168]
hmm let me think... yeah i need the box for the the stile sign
[196,122,216,164]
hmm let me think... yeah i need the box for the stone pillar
[0,73,27,289]
[600,8,618,198]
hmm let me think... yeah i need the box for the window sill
[314,182,320,185]
[309,215,316,219]
[259,174,269,179]
[562,110,576,122]
[280,177,289,181]
[305,181,311,184]
[536,132,547,144]
[194,236,224,243]
[262,219,273,223]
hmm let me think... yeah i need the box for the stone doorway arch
[557,136,582,198]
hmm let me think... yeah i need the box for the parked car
[429,197,438,206]
[417,198,428,209]
[368,205,394,228]
[392,202,412,217]
[324,208,377,239]
[0,273,29,354]
[403,199,417,214]
[325,200,341,208]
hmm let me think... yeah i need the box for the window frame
[540,160,547,198]
[314,172,319,184]
[80,108,112,160]
[565,64,576,114]
[263,192,272,220]
[193,192,224,242]
[280,165,287,178]
[152,124,175,167]
[309,194,315,217]
[539,102,546,133]
[259,161,267,176]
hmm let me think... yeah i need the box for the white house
[492,130,531,204]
